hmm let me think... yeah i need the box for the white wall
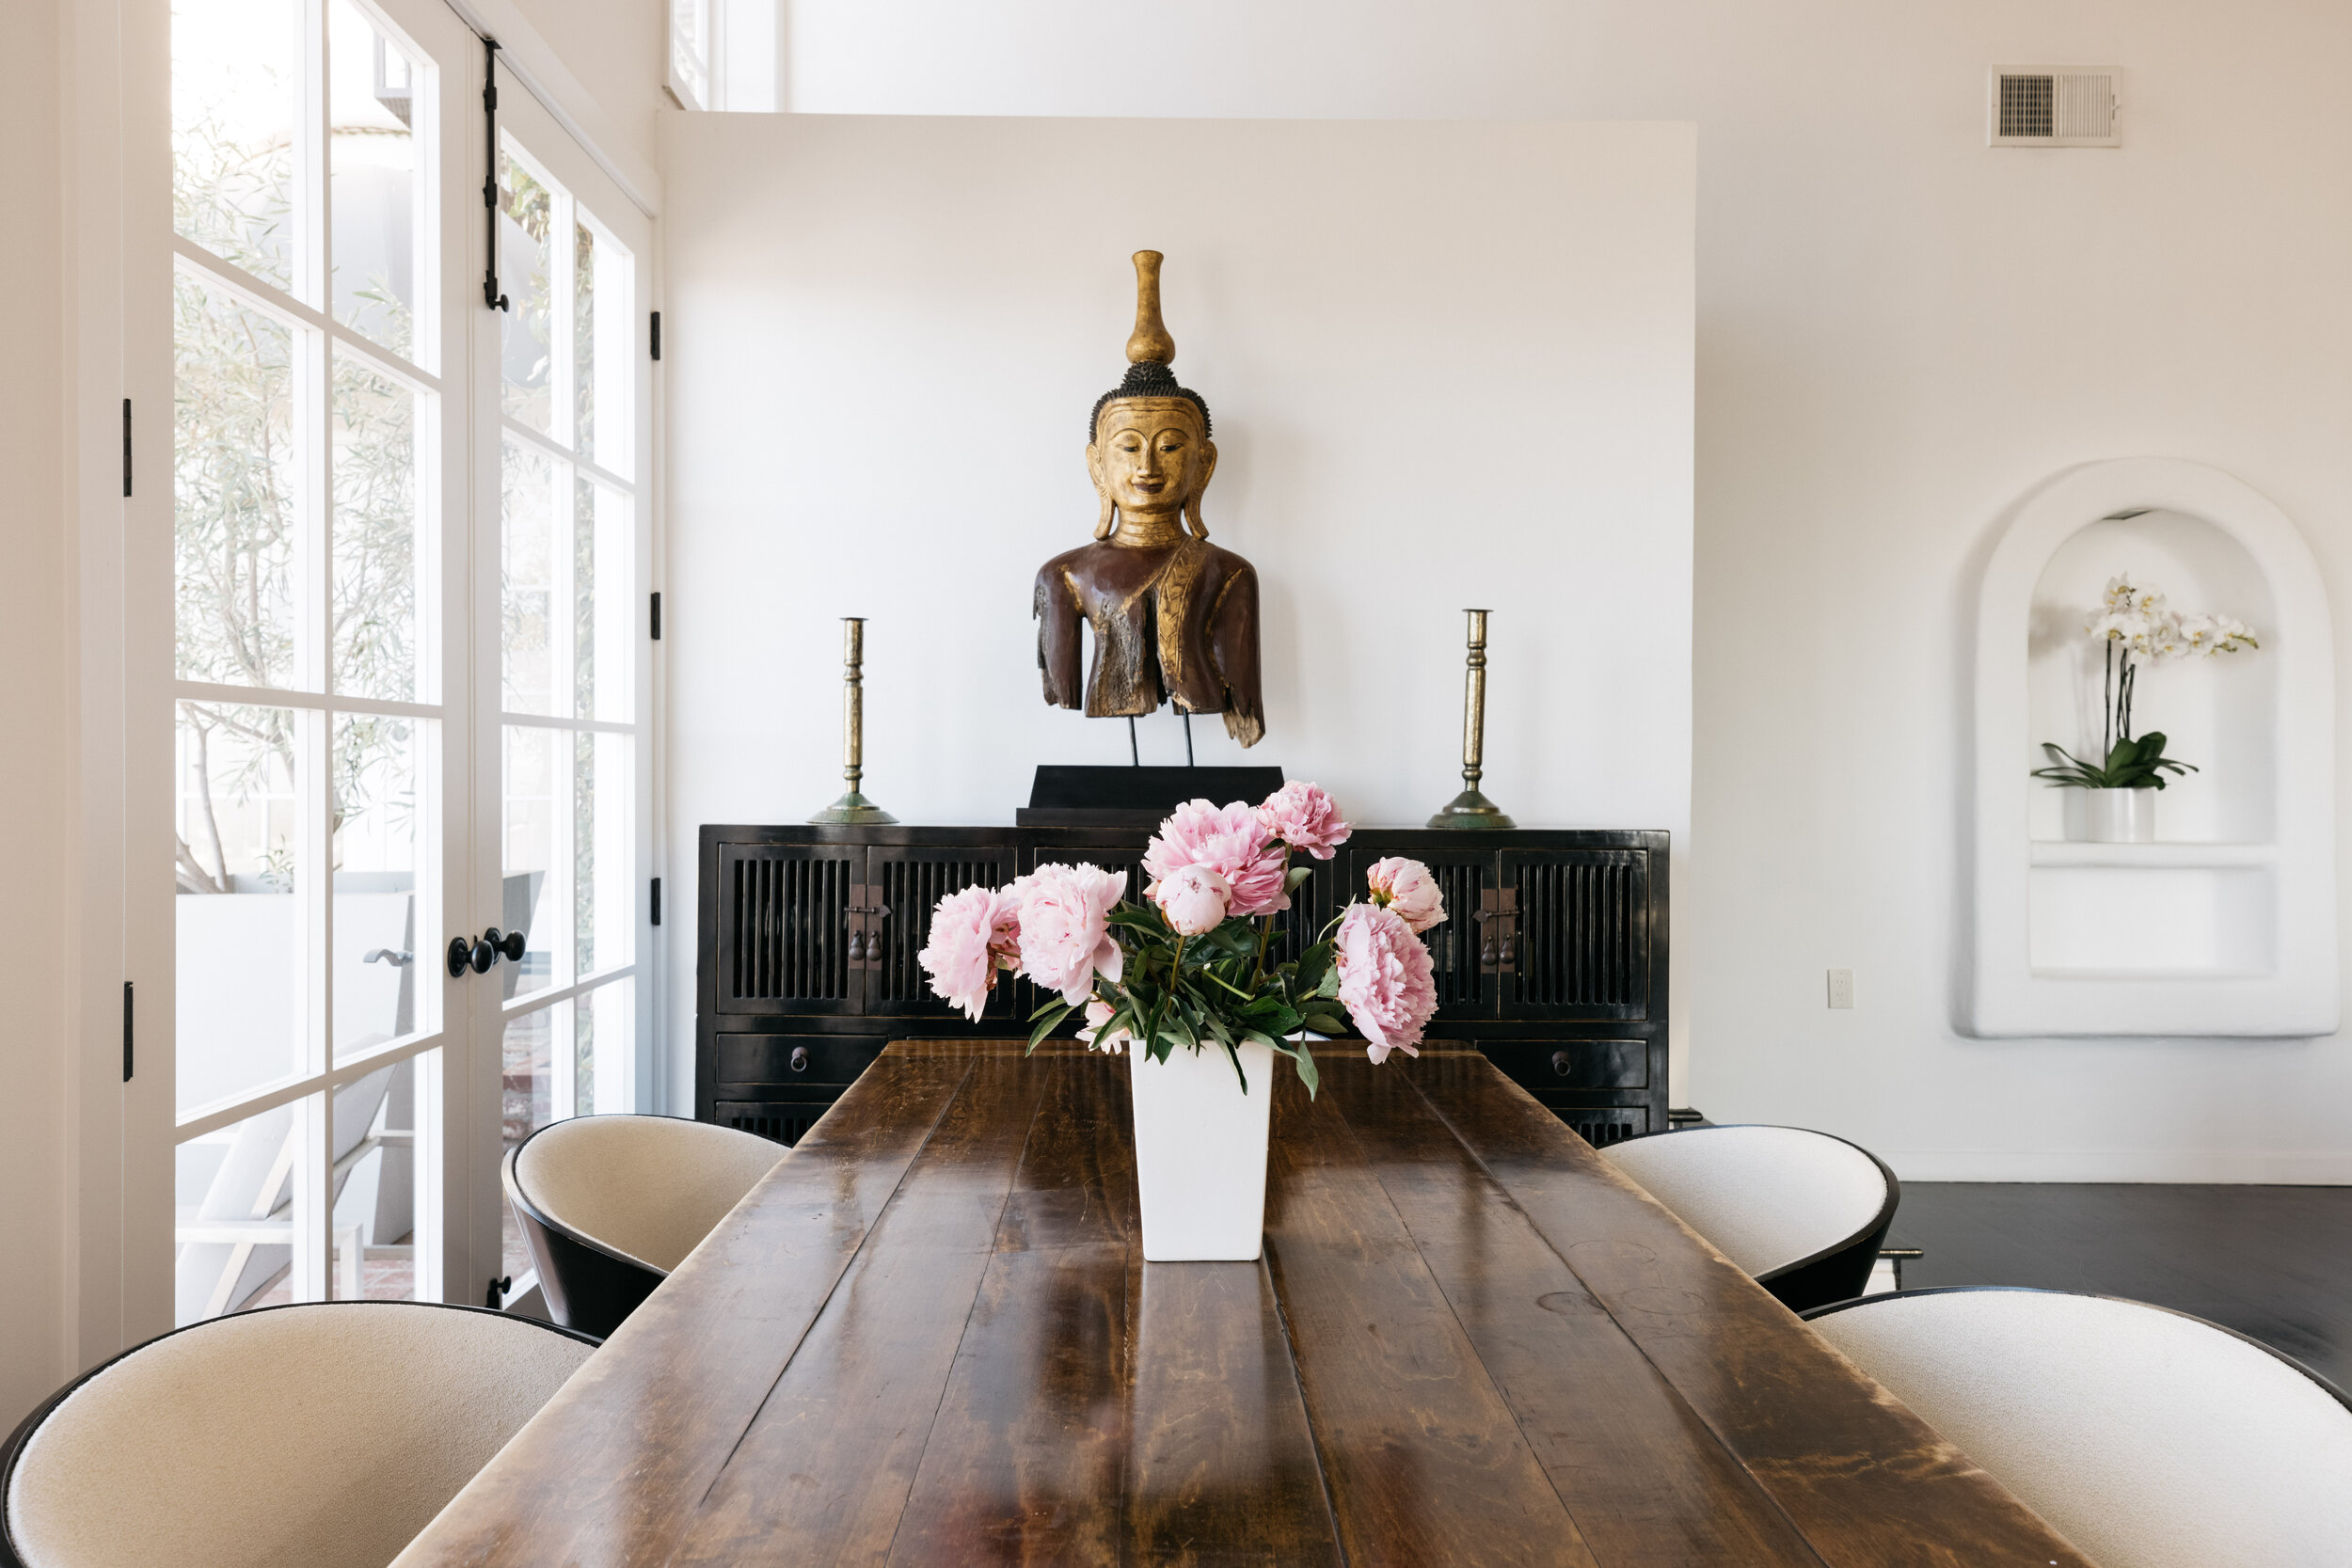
[660,115,1696,1112]
[1,0,75,1429]
[721,0,2352,1180]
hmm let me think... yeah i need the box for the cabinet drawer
[1480,1039,1648,1092]
[716,1034,884,1087]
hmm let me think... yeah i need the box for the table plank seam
[1260,1254,1355,1568]
[1403,1068,2093,1567]
[1392,1069,1834,1568]
[690,1054,983,1503]
[1268,1083,1604,1566]
[875,1062,1059,1568]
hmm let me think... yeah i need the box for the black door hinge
[651,877,662,927]
[486,1274,512,1308]
[122,980,135,1081]
[481,39,509,312]
[121,400,132,497]
[650,309,661,360]
[650,591,661,641]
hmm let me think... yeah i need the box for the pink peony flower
[1257,781,1351,861]
[1335,902,1438,1064]
[1364,857,1447,934]
[1015,863,1128,1006]
[1153,863,1233,936]
[1144,799,1291,918]
[1075,999,1134,1053]
[918,884,1021,1022]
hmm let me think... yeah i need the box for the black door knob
[469,937,496,974]
[447,937,474,977]
[486,927,525,963]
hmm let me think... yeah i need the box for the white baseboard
[1887,1150,2352,1184]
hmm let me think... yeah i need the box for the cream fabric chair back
[512,1115,785,1273]
[1807,1288,2352,1568]
[1599,1124,1891,1276]
[2,1302,593,1568]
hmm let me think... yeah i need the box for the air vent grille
[1990,67,2121,148]
[719,1101,825,1147]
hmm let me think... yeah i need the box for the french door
[156,0,651,1333]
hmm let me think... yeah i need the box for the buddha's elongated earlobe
[1186,438,1218,540]
[1087,442,1116,539]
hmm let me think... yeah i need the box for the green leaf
[1260,1005,1303,1037]
[1027,994,1072,1022]
[1225,1041,1249,1093]
[1026,1004,1073,1053]
[1285,864,1315,893]
[1298,1010,1346,1037]
[1292,942,1332,999]
[1288,1043,1321,1099]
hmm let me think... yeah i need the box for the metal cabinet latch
[845,884,892,971]
[1474,887,1519,974]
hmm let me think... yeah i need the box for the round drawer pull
[790,1046,810,1073]
[1550,1051,1571,1077]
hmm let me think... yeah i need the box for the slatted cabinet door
[866,845,1021,1021]
[1340,838,1496,1020]
[712,843,865,1017]
[1499,848,1656,1022]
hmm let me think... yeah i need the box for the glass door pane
[167,0,469,1326]
[478,71,652,1307]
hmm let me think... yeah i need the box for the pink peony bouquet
[915,782,1444,1095]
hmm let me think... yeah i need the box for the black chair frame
[0,1299,597,1568]
[502,1117,680,1342]
[1615,1122,1900,1314]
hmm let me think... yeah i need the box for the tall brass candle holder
[809,617,898,825]
[1426,608,1516,829]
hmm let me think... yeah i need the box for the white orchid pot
[1128,1037,1275,1262]
[2078,787,2156,844]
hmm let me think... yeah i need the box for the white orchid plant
[2034,575,2258,791]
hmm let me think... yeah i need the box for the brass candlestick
[809,617,898,825]
[1427,609,1516,829]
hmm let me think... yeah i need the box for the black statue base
[1015,764,1285,830]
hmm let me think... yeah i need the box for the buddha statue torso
[1035,515,1263,746]
[1032,253,1265,747]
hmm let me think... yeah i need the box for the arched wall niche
[1968,458,2337,1037]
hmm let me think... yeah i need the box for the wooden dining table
[398,1039,2090,1567]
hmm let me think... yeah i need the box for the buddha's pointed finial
[1125,250,1175,366]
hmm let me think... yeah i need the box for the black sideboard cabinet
[695,823,1669,1149]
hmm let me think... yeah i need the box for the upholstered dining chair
[1804,1287,2352,1568]
[0,1300,593,1568]
[502,1114,787,1340]
[1598,1124,1898,1311]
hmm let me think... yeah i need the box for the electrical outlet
[1827,969,1855,1008]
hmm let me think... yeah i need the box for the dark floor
[1886,1183,2352,1392]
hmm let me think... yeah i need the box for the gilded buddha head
[1035,250,1263,747]
[1086,253,1218,545]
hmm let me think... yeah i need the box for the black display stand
[1014,764,1287,831]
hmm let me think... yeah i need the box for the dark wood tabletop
[397,1041,2090,1567]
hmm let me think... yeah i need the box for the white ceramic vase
[1127,1037,1274,1262]
[2079,786,2155,844]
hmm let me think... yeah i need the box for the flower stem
[1249,912,1276,990]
